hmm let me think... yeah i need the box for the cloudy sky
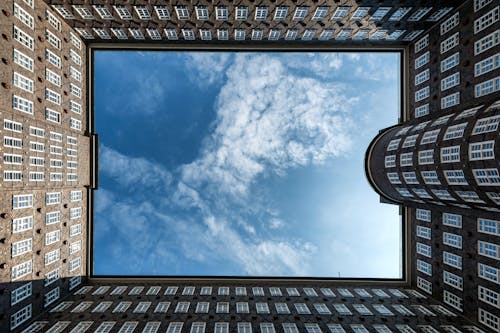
[94,51,401,278]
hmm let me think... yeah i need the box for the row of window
[11,255,81,280]
[19,320,484,333]
[73,26,411,42]
[13,192,82,209]
[74,285,410,298]
[53,4,452,23]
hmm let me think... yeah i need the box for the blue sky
[94,51,401,278]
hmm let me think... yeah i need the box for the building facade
[0,0,499,332]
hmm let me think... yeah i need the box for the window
[402,134,418,148]
[421,171,439,185]
[314,303,331,314]
[479,308,500,331]
[44,287,60,307]
[256,302,269,314]
[294,303,310,314]
[28,172,44,181]
[417,243,432,257]
[275,303,290,314]
[236,302,249,313]
[268,29,281,40]
[415,69,430,85]
[237,323,252,333]
[13,72,33,92]
[441,12,459,35]
[69,257,81,272]
[400,153,413,166]
[154,302,170,313]
[443,251,462,270]
[234,29,246,41]
[478,241,500,260]
[351,7,370,20]
[415,86,430,101]
[373,304,394,315]
[351,325,369,333]
[214,323,229,333]
[392,305,415,316]
[475,77,500,97]
[385,155,396,167]
[443,213,462,228]
[13,194,33,209]
[215,6,228,20]
[441,92,460,109]
[94,322,116,333]
[46,30,61,49]
[475,53,500,77]
[133,302,151,313]
[286,288,300,296]
[420,129,440,145]
[12,260,32,280]
[478,218,500,235]
[70,224,82,237]
[444,271,463,290]
[45,249,60,266]
[353,304,373,315]
[190,322,206,333]
[282,323,299,333]
[70,49,82,66]
[13,26,33,50]
[415,51,430,69]
[417,277,432,294]
[417,150,434,165]
[269,287,282,296]
[441,52,460,73]
[333,303,352,315]
[45,230,60,245]
[403,171,419,184]
[13,216,33,233]
[474,30,500,55]
[441,72,460,91]
[475,7,499,34]
[472,115,500,134]
[304,324,322,333]
[479,285,500,308]
[45,89,61,105]
[13,95,33,114]
[274,6,288,20]
[216,302,229,313]
[441,146,460,163]
[479,263,500,284]
[293,7,309,20]
[371,7,391,21]
[444,170,468,185]
[13,48,33,72]
[302,29,316,41]
[443,232,462,249]
[417,259,432,275]
[11,304,32,330]
[46,49,61,68]
[255,6,269,20]
[473,168,500,185]
[11,282,32,305]
[321,288,335,297]
[396,188,413,198]
[470,141,495,160]
[113,302,132,313]
[164,286,178,295]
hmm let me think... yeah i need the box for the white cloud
[269,218,285,229]
[99,145,172,190]
[184,53,231,88]
[181,54,355,197]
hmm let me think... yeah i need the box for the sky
[94,51,401,278]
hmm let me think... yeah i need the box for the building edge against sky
[0,0,499,332]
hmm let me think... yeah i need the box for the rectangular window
[443,291,462,311]
[473,168,500,185]
[70,118,82,130]
[415,87,429,101]
[475,53,500,77]
[443,252,462,270]
[12,260,32,280]
[475,30,500,55]
[12,216,33,233]
[13,25,33,50]
[45,49,61,68]
[11,282,32,306]
[195,6,208,20]
[403,134,419,147]
[417,226,431,240]
[414,35,429,53]
[417,243,431,258]
[46,211,61,225]
[46,29,61,49]
[441,92,460,109]
[475,7,499,34]
[421,171,440,184]
[417,277,432,294]
[479,285,500,308]
[13,95,33,114]
[46,192,61,205]
[13,72,33,92]
[441,12,459,35]
[13,48,33,71]
[444,270,463,290]
[400,153,413,166]
[441,72,460,91]
[44,287,60,307]
[45,89,61,105]
[416,209,431,222]
[443,213,462,228]
[70,50,82,66]
[3,119,22,133]
[417,259,432,276]
[473,115,500,134]
[478,218,500,235]
[444,170,468,185]
[415,52,430,69]
[475,77,500,97]
[384,155,396,168]
[45,267,60,286]
[443,232,462,249]
[10,304,32,330]
[470,141,495,160]
[12,238,32,257]
[387,173,401,184]
[418,150,434,165]
[45,230,60,245]
[478,241,500,260]
[13,194,33,209]
[420,129,440,145]
[415,69,430,85]
[441,146,460,163]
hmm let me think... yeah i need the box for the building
[0,0,498,332]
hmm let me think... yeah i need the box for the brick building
[0,0,499,332]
